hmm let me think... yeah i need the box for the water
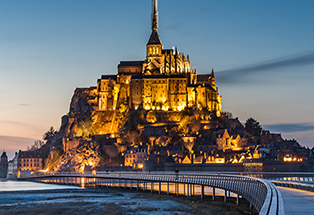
[0,179,80,191]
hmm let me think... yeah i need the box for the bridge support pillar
[124,180,126,189]
[212,187,215,201]
[151,182,154,193]
[158,182,161,195]
[130,180,133,190]
[201,185,204,199]
[176,183,179,196]
[136,181,139,190]
[237,193,239,205]
[224,190,227,203]
[190,184,193,197]
[143,182,146,191]
[167,182,169,195]
[186,184,189,197]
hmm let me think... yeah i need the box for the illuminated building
[17,150,44,171]
[94,0,222,115]
[216,129,246,151]
[124,145,149,169]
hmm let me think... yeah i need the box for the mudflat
[0,188,255,215]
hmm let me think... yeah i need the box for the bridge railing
[21,171,284,215]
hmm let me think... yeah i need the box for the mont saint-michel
[1,0,313,179]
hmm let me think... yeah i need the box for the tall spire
[211,68,216,89]
[147,0,161,45]
[152,0,158,31]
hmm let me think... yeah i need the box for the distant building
[0,151,8,178]
[216,129,246,151]
[124,145,149,169]
[7,152,19,178]
[18,150,44,171]
[260,130,283,145]
[151,145,184,164]
[71,0,222,119]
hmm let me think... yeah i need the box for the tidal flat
[0,188,255,215]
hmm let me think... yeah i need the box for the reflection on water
[0,179,81,191]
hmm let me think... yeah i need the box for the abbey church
[92,0,222,115]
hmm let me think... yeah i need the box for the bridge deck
[277,187,314,215]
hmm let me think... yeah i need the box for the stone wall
[63,137,92,152]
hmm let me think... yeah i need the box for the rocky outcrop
[53,140,100,172]
[65,87,98,138]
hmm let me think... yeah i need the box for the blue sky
[1,0,314,159]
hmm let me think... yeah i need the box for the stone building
[7,152,19,178]
[216,129,247,151]
[124,145,149,169]
[0,151,8,178]
[75,0,222,116]
[18,150,44,171]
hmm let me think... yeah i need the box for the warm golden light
[283,157,303,162]
[81,178,85,188]
[92,170,97,175]
[215,158,225,163]
[283,157,292,162]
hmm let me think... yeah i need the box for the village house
[124,145,149,169]
[18,150,44,171]
[216,129,247,151]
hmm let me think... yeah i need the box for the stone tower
[146,0,163,73]
[0,151,8,178]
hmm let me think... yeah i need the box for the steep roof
[147,30,162,45]
[18,150,41,158]
[1,151,7,158]
[100,75,117,80]
[118,61,144,67]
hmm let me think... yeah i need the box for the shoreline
[0,187,257,215]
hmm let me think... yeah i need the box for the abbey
[96,0,222,115]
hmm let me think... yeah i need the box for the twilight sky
[1,0,314,159]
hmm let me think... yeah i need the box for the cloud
[18,103,32,106]
[0,120,32,127]
[216,51,314,84]
[0,136,35,149]
[264,123,314,133]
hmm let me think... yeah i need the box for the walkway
[277,187,314,215]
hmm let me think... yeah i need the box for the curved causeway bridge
[20,172,285,215]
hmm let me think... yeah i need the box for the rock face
[53,140,101,172]
[65,87,97,138]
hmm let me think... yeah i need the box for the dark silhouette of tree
[43,127,57,141]
[245,118,262,136]
[27,140,45,151]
